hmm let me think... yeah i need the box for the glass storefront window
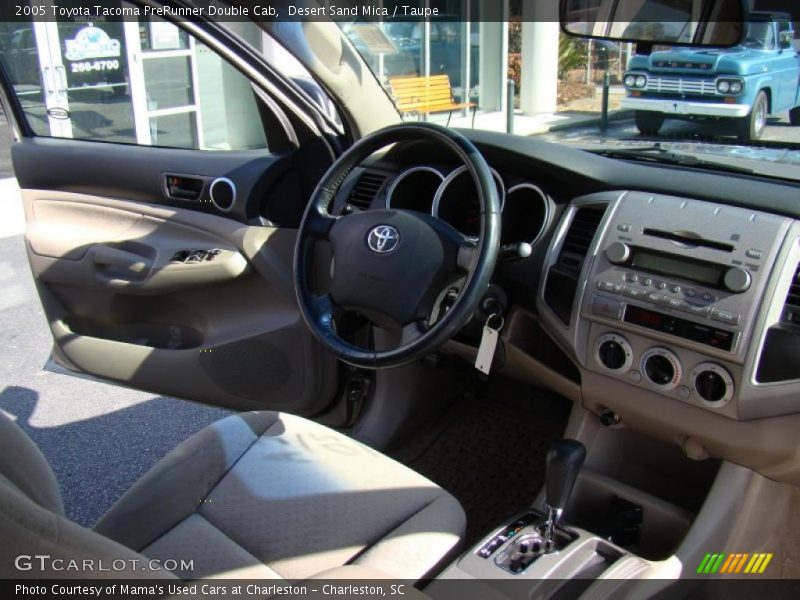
[0,2,269,152]
[143,56,194,110]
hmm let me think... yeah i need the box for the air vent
[544,205,607,325]
[348,172,387,210]
[782,263,800,324]
[757,263,800,383]
[558,207,607,275]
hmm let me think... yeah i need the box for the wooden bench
[388,74,477,126]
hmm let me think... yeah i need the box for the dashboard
[332,132,800,484]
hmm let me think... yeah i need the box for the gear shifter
[543,439,586,548]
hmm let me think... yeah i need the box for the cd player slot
[641,229,734,253]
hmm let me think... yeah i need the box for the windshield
[337,8,800,182]
[743,21,776,49]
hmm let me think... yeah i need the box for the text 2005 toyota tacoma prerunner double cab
[0,1,798,598]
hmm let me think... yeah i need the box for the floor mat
[408,379,570,546]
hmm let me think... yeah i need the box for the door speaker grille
[199,334,293,401]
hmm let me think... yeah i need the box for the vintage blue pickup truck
[621,11,800,142]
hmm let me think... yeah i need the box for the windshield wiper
[592,144,755,175]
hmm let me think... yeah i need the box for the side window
[0,2,268,151]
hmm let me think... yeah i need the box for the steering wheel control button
[595,333,633,373]
[692,363,734,405]
[641,348,682,390]
[366,225,401,254]
[592,296,624,321]
[606,241,631,265]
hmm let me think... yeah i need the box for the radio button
[656,281,667,290]
[612,284,624,295]
[746,249,762,260]
[592,295,624,320]
[625,273,639,283]
[606,242,631,265]
[642,278,652,287]
[666,298,686,310]
[624,287,650,300]
[685,289,697,298]
[711,309,741,326]
[724,267,752,294]
[685,304,712,318]
[671,285,682,294]
[597,281,615,292]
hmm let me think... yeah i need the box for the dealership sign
[64,25,121,62]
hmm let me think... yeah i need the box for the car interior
[1,0,799,597]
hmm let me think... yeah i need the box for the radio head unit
[581,192,790,364]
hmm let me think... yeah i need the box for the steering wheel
[294,123,501,369]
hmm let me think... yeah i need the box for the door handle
[41,67,55,97]
[164,175,204,201]
[54,65,68,97]
[93,246,150,274]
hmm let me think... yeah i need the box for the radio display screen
[625,305,735,351]
[631,249,724,288]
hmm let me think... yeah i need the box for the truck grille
[645,76,718,96]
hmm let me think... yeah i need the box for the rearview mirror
[560,0,748,48]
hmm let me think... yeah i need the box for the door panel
[12,137,289,221]
[22,187,337,414]
[1,8,341,415]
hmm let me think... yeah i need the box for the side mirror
[779,31,794,50]
[560,0,748,48]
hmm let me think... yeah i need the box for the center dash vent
[348,171,387,210]
[782,263,800,325]
[558,207,606,276]
[544,205,608,325]
[756,262,800,383]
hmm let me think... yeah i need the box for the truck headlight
[716,78,743,95]
[635,75,647,88]
[624,74,637,88]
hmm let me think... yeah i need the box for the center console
[428,438,676,598]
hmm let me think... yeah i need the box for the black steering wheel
[294,123,501,369]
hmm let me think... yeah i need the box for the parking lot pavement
[0,118,231,528]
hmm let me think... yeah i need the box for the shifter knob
[545,439,586,512]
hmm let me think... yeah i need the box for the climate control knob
[691,363,734,405]
[641,348,682,390]
[595,333,633,373]
[606,242,631,265]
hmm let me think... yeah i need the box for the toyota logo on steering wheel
[367,225,401,254]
